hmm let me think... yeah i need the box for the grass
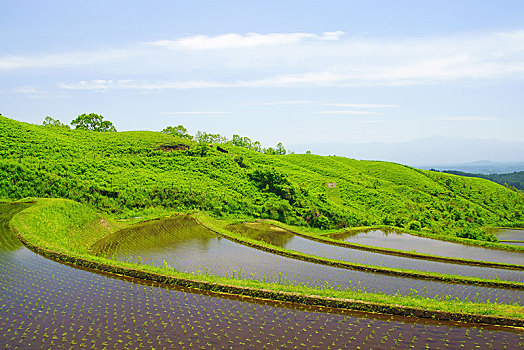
[2,114,524,242]
[8,198,524,325]
[10,198,120,254]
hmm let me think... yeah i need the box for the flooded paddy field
[228,222,524,282]
[1,204,523,349]
[488,228,524,247]
[93,216,524,304]
[329,228,524,266]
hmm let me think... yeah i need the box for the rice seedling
[94,215,523,305]
[2,203,524,348]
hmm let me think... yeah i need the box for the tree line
[43,115,287,155]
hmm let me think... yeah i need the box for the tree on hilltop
[162,125,193,139]
[71,113,116,132]
[194,131,227,144]
[43,116,69,128]
[276,142,287,155]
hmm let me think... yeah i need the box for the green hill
[440,169,524,191]
[1,115,523,241]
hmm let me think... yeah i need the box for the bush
[406,220,422,231]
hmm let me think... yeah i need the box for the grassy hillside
[9,198,115,254]
[441,169,524,191]
[1,115,523,241]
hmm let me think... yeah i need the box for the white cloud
[12,86,43,94]
[7,29,524,89]
[322,103,396,108]
[314,110,383,115]
[0,49,131,70]
[59,72,347,91]
[162,111,231,115]
[248,100,316,106]
[59,79,228,90]
[243,71,347,87]
[436,116,497,121]
[149,31,345,50]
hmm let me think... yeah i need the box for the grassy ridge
[10,198,117,254]
[1,115,524,243]
[7,198,524,325]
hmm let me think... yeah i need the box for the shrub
[406,220,422,231]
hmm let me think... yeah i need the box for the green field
[2,114,523,243]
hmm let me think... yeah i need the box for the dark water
[1,203,523,349]
[330,228,524,265]
[94,216,524,304]
[228,222,524,282]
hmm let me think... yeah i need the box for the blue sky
[1,0,524,150]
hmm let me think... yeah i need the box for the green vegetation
[10,198,117,254]
[8,199,524,324]
[70,113,116,132]
[1,115,523,245]
[441,169,524,192]
[162,124,193,139]
[42,116,69,129]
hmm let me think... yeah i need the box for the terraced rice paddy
[93,216,524,304]
[228,222,524,282]
[1,203,523,349]
[329,228,524,265]
[488,228,524,247]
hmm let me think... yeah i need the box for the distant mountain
[290,136,524,171]
[426,161,524,175]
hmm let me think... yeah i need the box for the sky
[1,0,524,152]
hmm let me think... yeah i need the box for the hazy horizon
[290,135,524,169]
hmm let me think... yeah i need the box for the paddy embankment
[2,201,523,348]
[5,198,524,328]
[226,222,523,282]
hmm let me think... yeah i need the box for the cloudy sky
[1,0,524,149]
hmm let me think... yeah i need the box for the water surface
[228,222,523,282]
[3,203,523,349]
[488,228,524,246]
[330,228,524,265]
[93,216,524,304]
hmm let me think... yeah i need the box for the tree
[231,134,244,147]
[263,147,277,155]
[43,116,69,128]
[70,113,116,132]
[276,142,286,155]
[248,167,296,202]
[194,131,227,144]
[162,125,193,139]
